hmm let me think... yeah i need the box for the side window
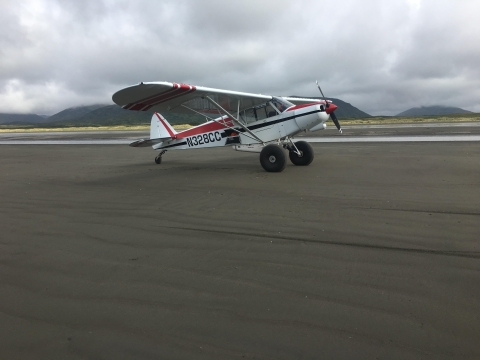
[241,102,283,123]
[256,106,267,121]
[265,104,277,118]
[241,108,257,124]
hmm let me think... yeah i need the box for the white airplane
[112,81,342,172]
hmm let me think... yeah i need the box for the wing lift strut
[203,96,265,145]
[181,103,262,144]
[185,97,301,155]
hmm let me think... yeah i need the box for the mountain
[396,106,472,117]
[0,113,46,124]
[46,104,108,123]
[48,105,205,126]
[289,96,371,118]
[1,96,369,127]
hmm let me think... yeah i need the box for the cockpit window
[271,97,294,113]
[239,97,294,124]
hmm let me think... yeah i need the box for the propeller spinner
[316,81,342,133]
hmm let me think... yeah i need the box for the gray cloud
[1,0,479,115]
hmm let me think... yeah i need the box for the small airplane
[112,81,342,172]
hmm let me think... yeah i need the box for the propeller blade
[330,112,342,133]
[315,81,342,133]
[315,80,329,107]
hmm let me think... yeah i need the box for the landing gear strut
[287,141,314,166]
[154,150,167,164]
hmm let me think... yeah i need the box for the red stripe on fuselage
[176,118,232,138]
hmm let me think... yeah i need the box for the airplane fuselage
[153,103,329,151]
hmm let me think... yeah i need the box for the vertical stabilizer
[150,113,178,140]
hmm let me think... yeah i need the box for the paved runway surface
[1,127,480,359]
[1,122,480,142]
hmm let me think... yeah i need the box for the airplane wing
[283,96,324,105]
[112,82,272,116]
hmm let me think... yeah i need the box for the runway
[1,122,480,144]
[0,123,480,145]
[1,124,479,359]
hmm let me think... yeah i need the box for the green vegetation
[2,113,479,132]
[337,112,480,125]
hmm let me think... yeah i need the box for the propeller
[316,81,342,133]
[330,112,342,134]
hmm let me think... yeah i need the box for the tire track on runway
[361,207,480,216]
[161,226,480,259]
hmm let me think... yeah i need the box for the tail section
[150,112,177,140]
[129,113,177,147]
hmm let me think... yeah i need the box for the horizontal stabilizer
[129,138,169,147]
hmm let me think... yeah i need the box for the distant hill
[1,96,369,127]
[46,104,108,123]
[289,96,370,119]
[0,113,46,124]
[396,106,472,117]
[48,105,205,126]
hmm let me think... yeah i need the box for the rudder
[150,112,177,140]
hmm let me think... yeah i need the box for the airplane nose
[325,103,337,114]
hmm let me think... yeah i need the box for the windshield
[271,97,294,113]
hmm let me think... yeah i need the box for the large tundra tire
[289,141,314,166]
[260,144,286,172]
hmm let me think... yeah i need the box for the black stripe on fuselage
[239,109,322,133]
[158,141,187,149]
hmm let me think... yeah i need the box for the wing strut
[204,96,264,144]
[181,103,261,143]
[181,104,216,121]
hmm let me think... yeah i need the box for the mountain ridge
[46,104,108,123]
[1,97,371,126]
[396,105,471,116]
[0,113,47,124]
[289,97,371,118]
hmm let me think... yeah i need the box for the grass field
[338,113,480,125]
[1,114,479,132]
[0,124,191,133]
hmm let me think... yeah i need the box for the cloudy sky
[1,0,479,115]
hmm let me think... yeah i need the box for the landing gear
[288,141,314,166]
[260,144,286,172]
[154,150,167,165]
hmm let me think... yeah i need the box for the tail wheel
[260,144,286,172]
[154,156,162,164]
[289,141,314,166]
